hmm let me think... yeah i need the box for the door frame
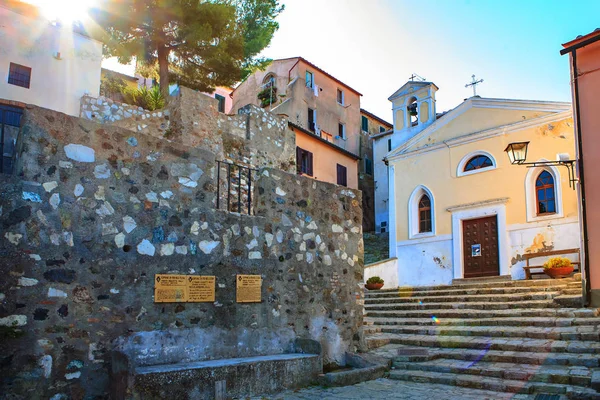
[449,199,510,280]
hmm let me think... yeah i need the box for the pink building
[562,29,600,306]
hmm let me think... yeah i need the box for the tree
[93,0,283,97]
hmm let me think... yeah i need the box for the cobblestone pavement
[250,379,536,399]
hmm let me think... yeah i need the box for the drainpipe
[561,47,591,306]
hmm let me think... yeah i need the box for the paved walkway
[252,379,535,399]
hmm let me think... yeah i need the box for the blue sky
[259,0,600,121]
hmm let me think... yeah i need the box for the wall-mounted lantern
[504,141,577,189]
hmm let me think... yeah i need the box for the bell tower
[388,80,438,148]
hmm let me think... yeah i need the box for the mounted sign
[236,274,262,303]
[154,274,216,303]
[471,244,481,257]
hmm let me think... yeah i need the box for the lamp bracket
[521,160,578,189]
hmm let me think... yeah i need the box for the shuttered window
[296,147,313,176]
[337,164,347,187]
[361,115,368,132]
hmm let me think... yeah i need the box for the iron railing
[216,160,258,215]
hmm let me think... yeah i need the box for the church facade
[384,81,579,286]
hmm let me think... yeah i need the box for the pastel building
[0,1,102,116]
[232,57,361,189]
[383,80,578,286]
[562,29,600,306]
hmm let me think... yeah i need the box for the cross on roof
[465,74,484,96]
[409,73,426,82]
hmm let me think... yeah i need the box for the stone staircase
[364,276,600,399]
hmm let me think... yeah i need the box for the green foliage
[100,76,127,100]
[257,86,277,107]
[122,86,165,111]
[94,0,283,95]
[366,276,384,285]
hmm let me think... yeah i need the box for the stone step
[366,278,581,295]
[388,346,600,368]
[365,307,599,320]
[364,324,600,341]
[365,292,560,305]
[364,316,600,328]
[365,285,570,298]
[366,333,600,354]
[452,275,512,285]
[392,359,594,387]
[563,288,583,295]
[365,299,559,311]
[388,369,600,397]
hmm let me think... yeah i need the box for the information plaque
[154,274,215,303]
[236,274,262,303]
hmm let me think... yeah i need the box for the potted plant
[365,276,384,290]
[543,256,574,279]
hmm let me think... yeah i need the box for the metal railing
[216,160,258,215]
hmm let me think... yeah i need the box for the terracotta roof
[276,57,363,96]
[288,122,360,160]
[360,108,392,128]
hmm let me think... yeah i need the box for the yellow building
[384,81,578,286]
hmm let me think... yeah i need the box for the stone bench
[110,328,322,400]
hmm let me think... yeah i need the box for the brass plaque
[154,274,216,303]
[188,275,216,302]
[236,274,262,303]
[154,274,188,303]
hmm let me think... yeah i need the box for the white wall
[396,236,454,287]
[0,6,102,116]
[373,135,390,233]
[364,258,398,289]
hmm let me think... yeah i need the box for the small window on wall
[418,195,432,233]
[296,147,313,176]
[8,63,31,89]
[337,164,347,187]
[361,115,368,132]
[388,139,392,152]
[305,71,314,88]
[365,158,373,175]
[215,94,225,113]
[308,108,316,132]
[338,123,346,139]
[464,155,493,172]
[337,89,344,105]
[380,126,386,133]
[536,170,556,215]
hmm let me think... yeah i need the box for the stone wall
[0,105,364,399]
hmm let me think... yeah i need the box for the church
[376,80,580,286]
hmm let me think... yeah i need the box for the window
[307,108,316,132]
[361,115,368,132]
[296,147,313,176]
[337,89,344,105]
[464,155,493,172]
[457,151,496,177]
[380,126,386,133]
[305,71,313,88]
[388,139,392,152]
[338,123,346,140]
[536,170,556,215]
[409,185,435,238]
[263,74,275,88]
[365,158,373,175]
[8,63,31,89]
[418,194,432,233]
[337,164,347,186]
[0,105,23,174]
[407,96,418,125]
[215,94,225,113]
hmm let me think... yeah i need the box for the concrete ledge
[317,352,390,387]
[130,353,321,400]
[365,257,398,269]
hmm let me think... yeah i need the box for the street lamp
[504,141,577,189]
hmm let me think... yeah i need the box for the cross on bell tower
[465,74,484,96]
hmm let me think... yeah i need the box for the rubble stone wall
[0,105,364,399]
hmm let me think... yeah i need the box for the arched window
[536,170,556,215]
[263,74,275,88]
[407,96,418,125]
[418,194,432,233]
[464,155,493,172]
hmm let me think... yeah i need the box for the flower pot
[365,283,384,290]
[545,266,574,279]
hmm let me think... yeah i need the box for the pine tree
[93,0,283,96]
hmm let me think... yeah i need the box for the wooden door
[462,216,499,278]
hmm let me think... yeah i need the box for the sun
[25,0,95,24]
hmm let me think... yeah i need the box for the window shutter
[296,147,302,174]
[307,151,313,176]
